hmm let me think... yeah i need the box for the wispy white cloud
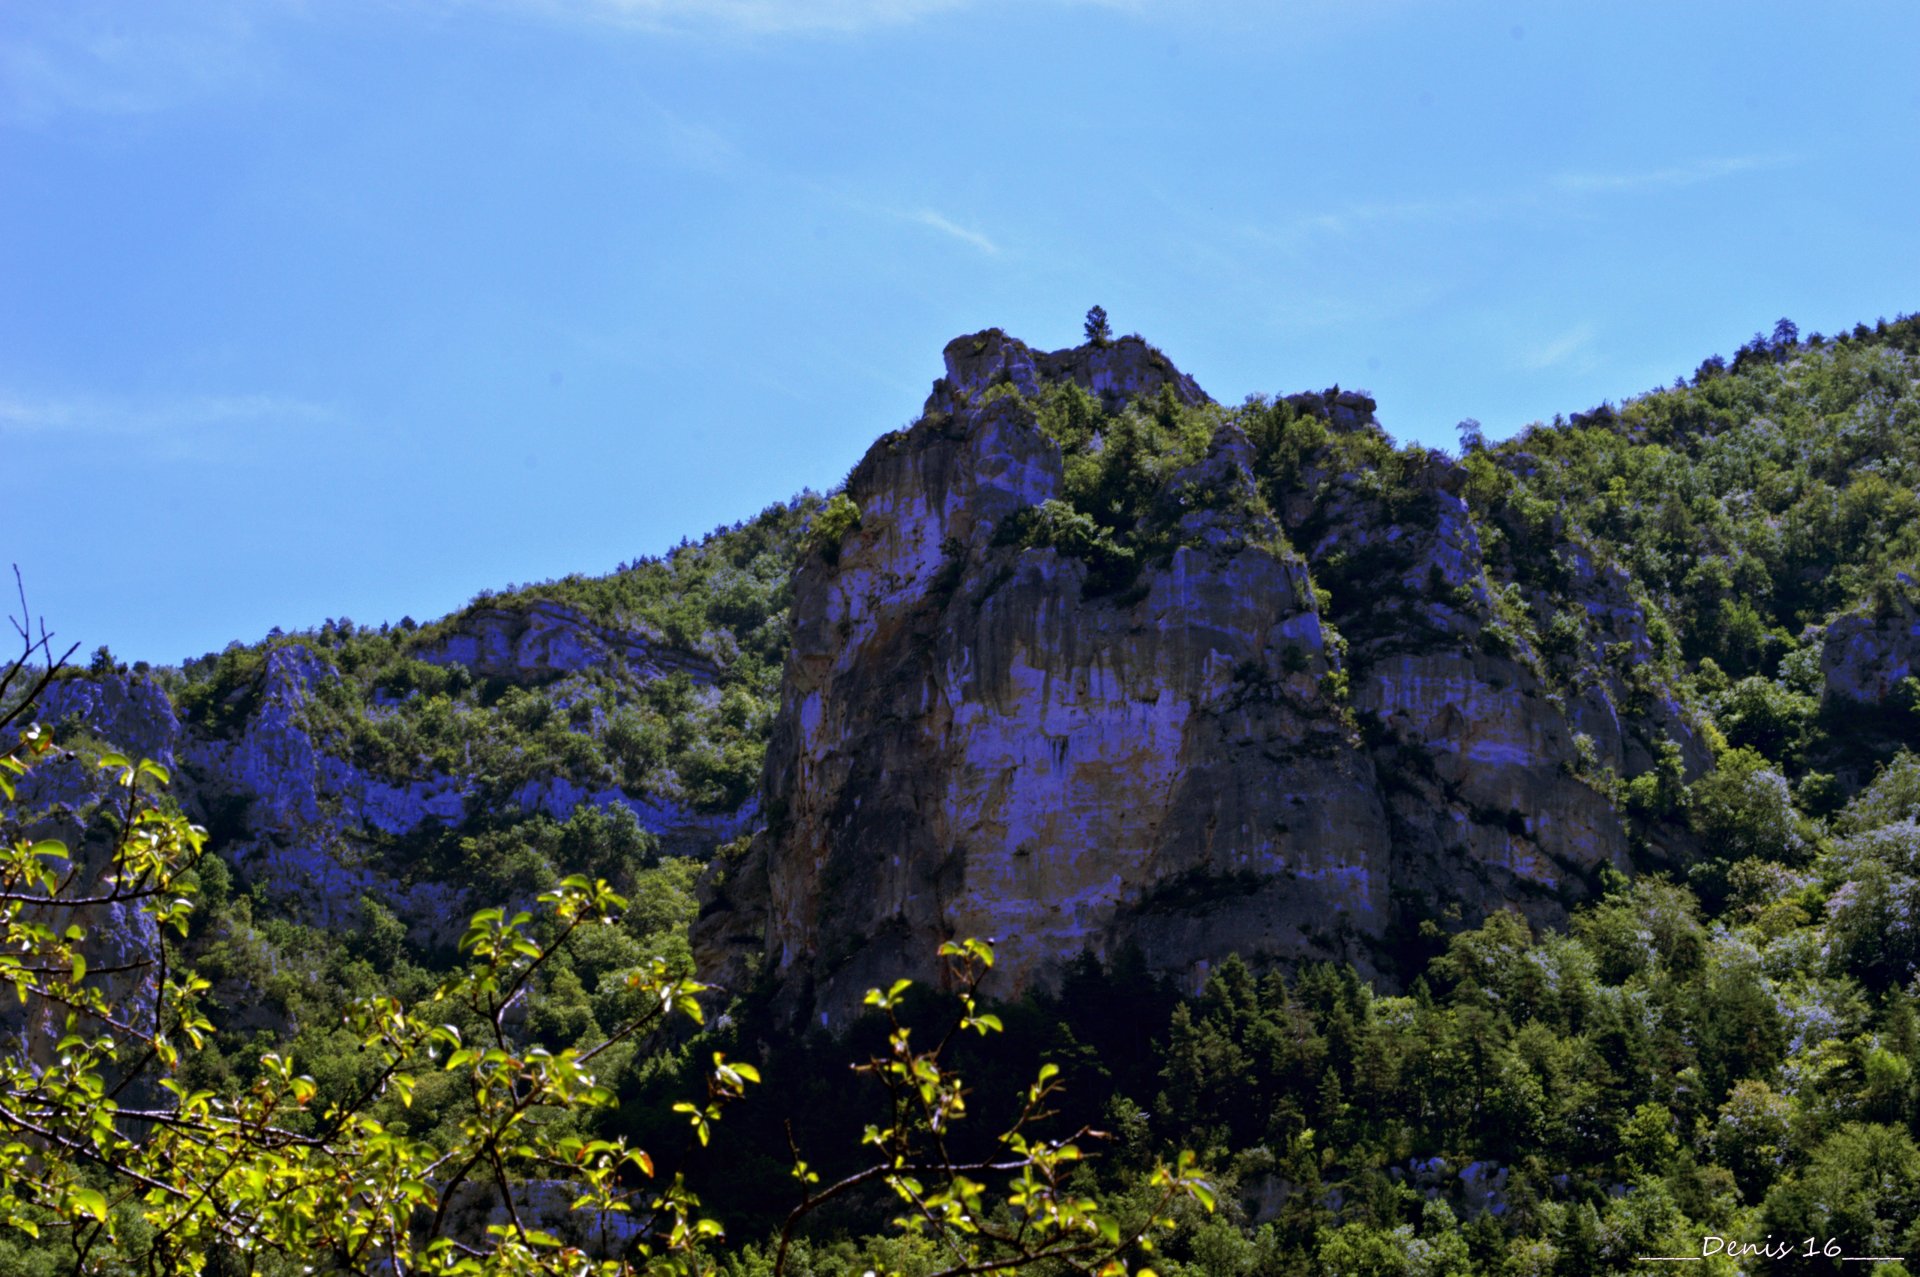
[655,108,737,172]
[0,392,337,460]
[474,0,975,35]
[0,2,273,124]
[910,209,999,255]
[0,0,1138,124]
[1272,192,1508,241]
[1520,324,1597,372]
[1260,153,1793,246]
[1552,154,1790,193]
[812,184,1006,255]
[471,0,1153,36]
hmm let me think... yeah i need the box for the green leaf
[69,1187,108,1221]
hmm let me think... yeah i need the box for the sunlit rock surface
[697,331,1705,1027]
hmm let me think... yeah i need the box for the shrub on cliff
[807,494,861,567]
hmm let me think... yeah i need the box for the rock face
[417,601,719,688]
[172,646,474,939]
[24,657,468,945]
[23,597,755,947]
[696,330,1705,1026]
[1821,575,1920,706]
[930,330,1208,415]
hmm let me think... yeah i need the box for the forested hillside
[5,314,1920,1273]
[683,314,1920,1273]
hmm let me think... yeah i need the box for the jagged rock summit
[927,328,1209,415]
[695,329,1706,1028]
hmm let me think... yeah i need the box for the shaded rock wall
[1822,576,1920,706]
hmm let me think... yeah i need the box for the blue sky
[4,0,1918,666]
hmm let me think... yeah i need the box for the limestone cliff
[695,330,1707,1026]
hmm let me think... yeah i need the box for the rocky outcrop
[931,329,1207,415]
[23,657,469,942]
[173,646,471,938]
[1821,575,1920,706]
[24,616,752,948]
[696,332,1705,1027]
[7,680,178,1078]
[33,673,179,769]
[418,601,719,687]
[1296,452,1710,907]
[512,775,757,861]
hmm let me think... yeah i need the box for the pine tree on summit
[1085,304,1112,346]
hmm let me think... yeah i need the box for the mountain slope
[16,313,1920,1033]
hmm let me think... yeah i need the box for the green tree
[2,724,721,1273]
[1822,821,1920,989]
[1709,1079,1792,1200]
[0,671,1210,1272]
[1714,675,1815,761]
[1690,747,1809,864]
[1836,751,1920,834]
[1761,1124,1920,1273]
[1084,306,1112,346]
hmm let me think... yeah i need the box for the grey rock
[1822,585,1920,705]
